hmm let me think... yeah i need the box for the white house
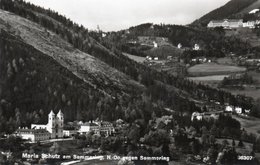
[177,43,182,49]
[63,129,77,137]
[235,107,242,114]
[225,106,234,112]
[153,41,158,48]
[249,9,260,14]
[245,109,251,114]
[193,44,200,51]
[31,110,64,139]
[191,112,203,121]
[15,128,50,143]
[96,121,115,136]
[78,121,115,136]
[243,21,257,28]
[78,122,99,135]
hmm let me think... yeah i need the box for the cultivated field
[123,52,146,63]
[188,63,246,76]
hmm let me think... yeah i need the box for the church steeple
[57,110,64,128]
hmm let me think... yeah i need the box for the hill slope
[192,0,257,26]
[0,9,144,97]
[238,0,260,14]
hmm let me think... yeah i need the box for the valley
[0,0,260,165]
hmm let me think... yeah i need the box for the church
[31,110,64,139]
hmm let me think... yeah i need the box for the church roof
[16,128,50,134]
[49,110,55,116]
[57,110,63,116]
[82,123,99,127]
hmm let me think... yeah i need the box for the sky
[24,0,230,32]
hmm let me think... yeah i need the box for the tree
[49,142,60,154]
[238,139,244,147]
[191,139,202,155]
[232,139,236,147]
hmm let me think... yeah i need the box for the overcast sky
[24,0,229,32]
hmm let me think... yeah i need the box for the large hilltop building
[207,19,243,29]
[208,19,260,29]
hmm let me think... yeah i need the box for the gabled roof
[210,20,225,24]
[16,129,50,134]
[82,123,99,127]
[210,19,243,24]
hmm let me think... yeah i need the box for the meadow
[188,63,246,76]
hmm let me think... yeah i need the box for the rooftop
[16,128,50,134]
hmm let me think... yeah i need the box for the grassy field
[145,45,182,59]
[233,116,260,137]
[188,75,228,87]
[222,71,260,100]
[188,63,246,76]
[123,52,146,63]
[188,75,228,82]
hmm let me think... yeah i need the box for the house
[191,112,203,121]
[191,111,222,121]
[243,21,257,28]
[193,44,200,51]
[15,128,50,143]
[235,107,242,114]
[146,56,152,61]
[207,19,243,29]
[177,43,182,49]
[97,121,115,136]
[78,122,99,135]
[225,106,233,112]
[153,41,158,48]
[78,121,115,137]
[31,110,64,139]
[63,129,77,137]
[249,9,260,14]
[245,109,251,114]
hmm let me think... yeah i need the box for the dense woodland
[1,0,260,164]
[103,23,251,58]
[0,0,258,133]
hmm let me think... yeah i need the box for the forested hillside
[0,30,122,133]
[0,0,259,136]
[103,23,251,58]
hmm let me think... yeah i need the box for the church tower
[47,110,56,138]
[56,110,64,138]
